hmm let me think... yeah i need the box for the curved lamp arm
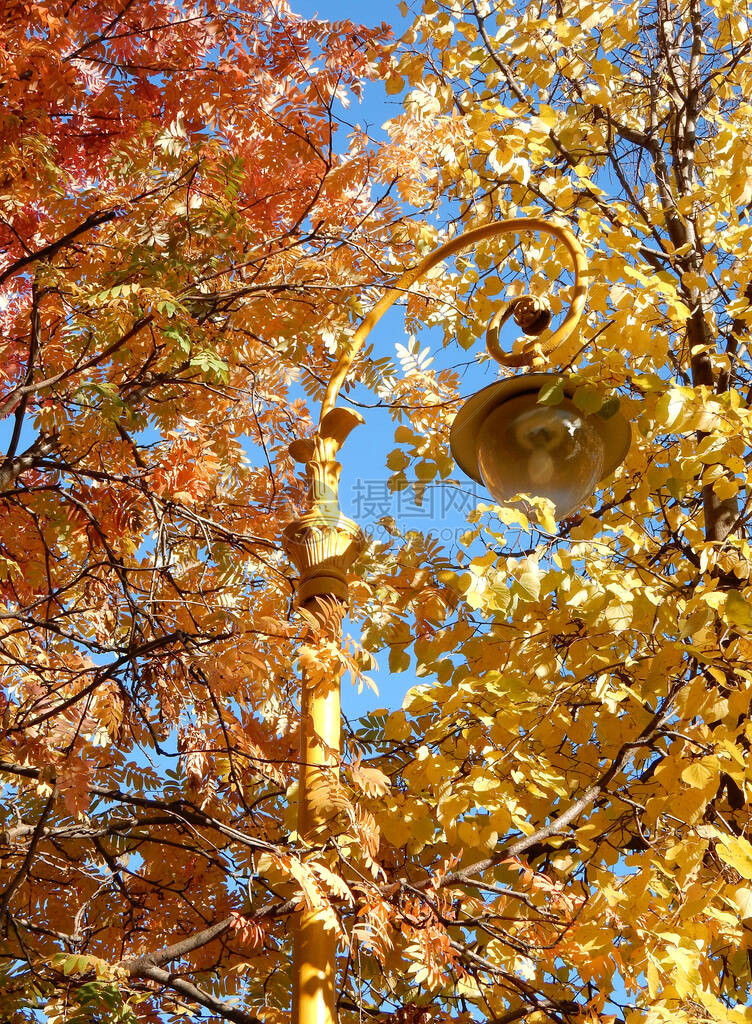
[320,216,588,422]
[283,217,588,608]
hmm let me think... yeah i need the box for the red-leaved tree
[0,1,398,1019]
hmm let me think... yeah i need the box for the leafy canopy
[4,0,752,1023]
[355,0,752,1021]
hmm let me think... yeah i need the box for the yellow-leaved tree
[334,1,752,1022]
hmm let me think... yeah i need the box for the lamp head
[450,374,630,519]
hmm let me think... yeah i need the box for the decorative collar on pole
[283,408,365,609]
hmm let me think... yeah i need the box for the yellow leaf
[514,558,541,601]
[385,73,403,95]
[731,885,752,919]
[717,835,752,879]
[681,759,717,789]
[713,475,739,500]
[535,104,557,128]
[726,590,752,629]
[350,762,391,796]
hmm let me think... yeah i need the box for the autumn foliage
[4,0,752,1022]
[0,0,394,1019]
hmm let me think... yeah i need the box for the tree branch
[131,962,263,1024]
[0,209,120,288]
[0,791,55,923]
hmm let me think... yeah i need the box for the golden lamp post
[282,218,631,1024]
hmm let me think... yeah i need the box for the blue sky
[290,0,508,720]
[289,0,490,720]
[293,0,410,147]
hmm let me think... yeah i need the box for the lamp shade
[450,374,630,519]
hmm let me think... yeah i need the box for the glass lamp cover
[476,393,605,518]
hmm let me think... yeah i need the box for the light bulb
[528,448,555,486]
[475,393,605,518]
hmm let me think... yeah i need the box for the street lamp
[283,218,630,1024]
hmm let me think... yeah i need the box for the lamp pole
[283,218,593,1024]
